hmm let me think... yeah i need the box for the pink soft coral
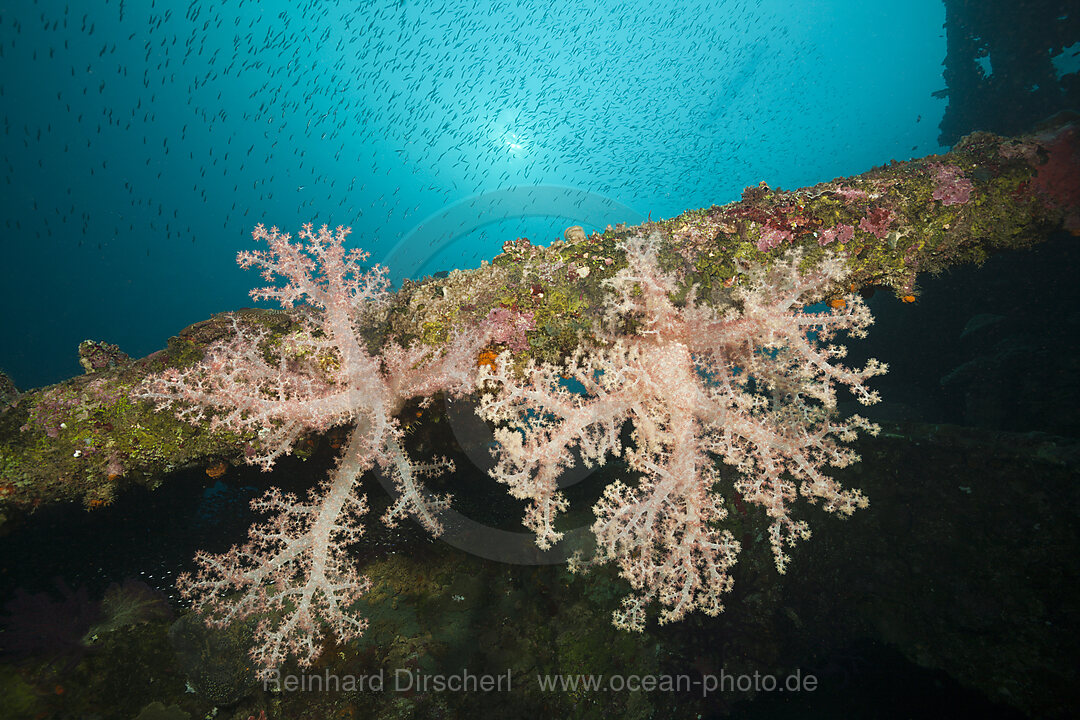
[139,223,489,674]
[479,234,885,630]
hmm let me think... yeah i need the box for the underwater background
[2,1,1079,719]
[0,0,953,389]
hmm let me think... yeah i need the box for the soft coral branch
[138,223,490,675]
[480,233,885,629]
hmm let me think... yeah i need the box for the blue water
[0,0,946,389]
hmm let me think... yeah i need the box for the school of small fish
[0,0,943,386]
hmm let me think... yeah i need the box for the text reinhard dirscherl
[263,668,513,693]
